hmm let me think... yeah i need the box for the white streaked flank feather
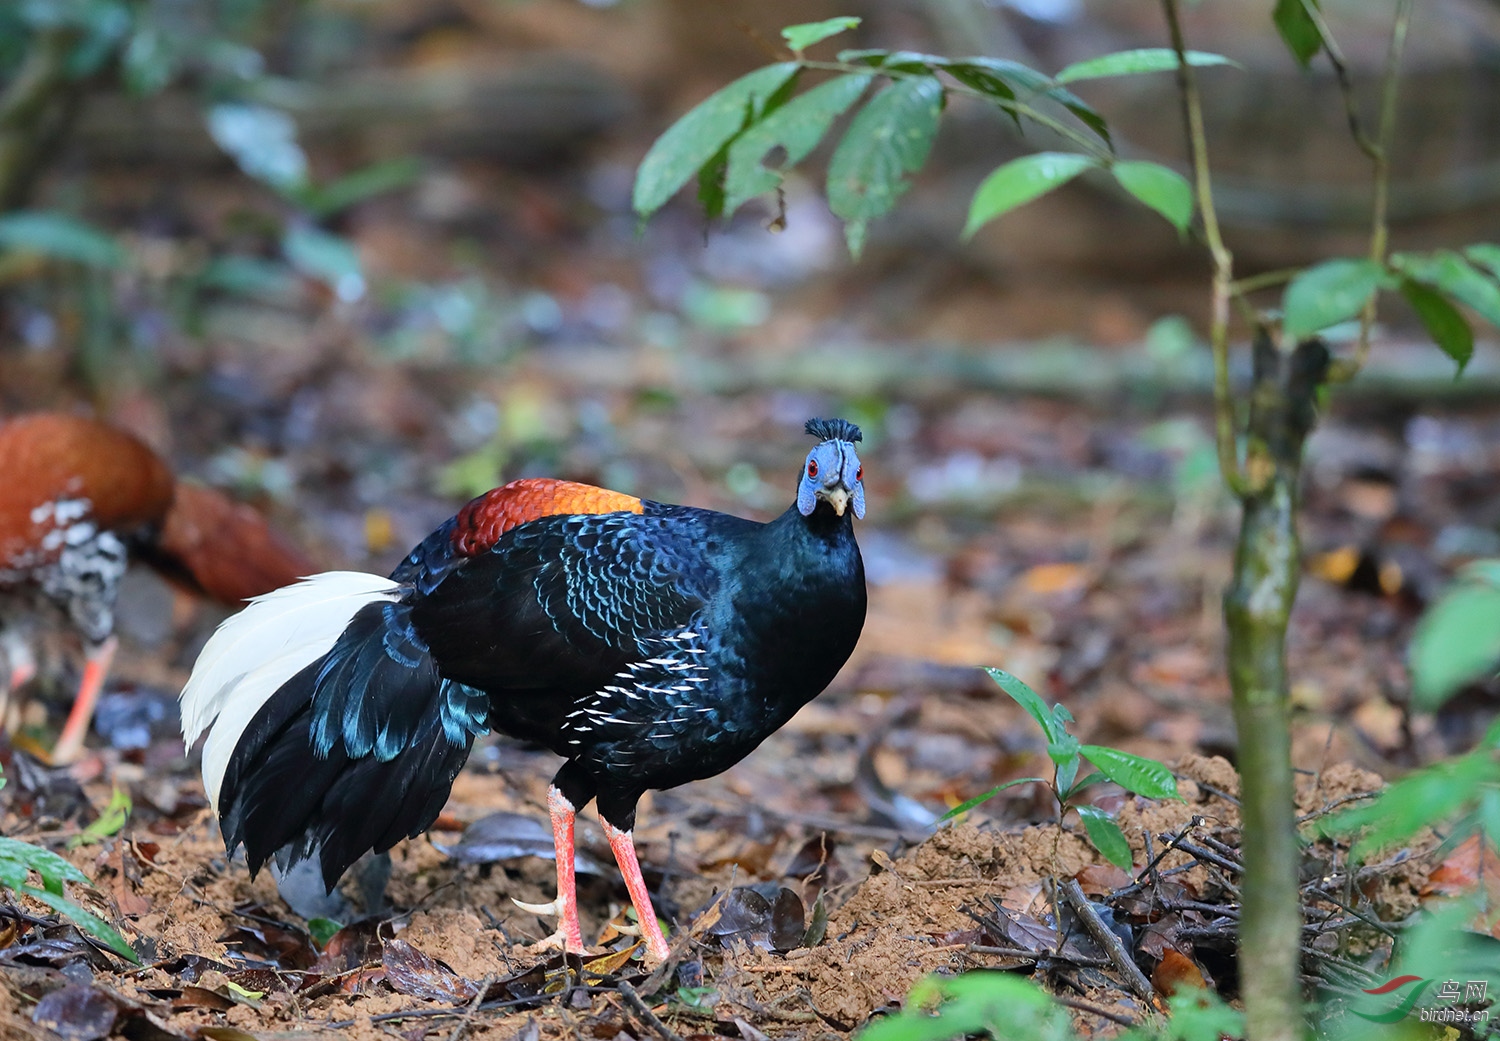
[178,570,399,811]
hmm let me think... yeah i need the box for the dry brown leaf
[381,939,479,1004]
[1016,562,1090,597]
[1074,864,1131,896]
[582,942,641,976]
[1422,834,1500,900]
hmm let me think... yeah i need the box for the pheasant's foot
[512,896,586,955]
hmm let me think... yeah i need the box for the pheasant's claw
[513,896,588,955]
[512,897,563,916]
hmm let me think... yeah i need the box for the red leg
[601,816,671,962]
[52,636,117,765]
[548,785,585,953]
[5,644,36,692]
[514,785,588,953]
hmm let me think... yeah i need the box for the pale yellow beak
[816,486,850,516]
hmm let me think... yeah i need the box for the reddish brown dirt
[0,750,1443,1041]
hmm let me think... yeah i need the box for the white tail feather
[179,571,400,811]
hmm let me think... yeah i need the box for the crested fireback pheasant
[180,418,867,960]
[0,412,315,762]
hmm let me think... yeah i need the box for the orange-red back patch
[452,479,642,557]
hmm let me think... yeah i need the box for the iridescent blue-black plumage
[210,420,867,892]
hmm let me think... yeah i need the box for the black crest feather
[805,417,862,444]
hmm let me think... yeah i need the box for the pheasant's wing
[409,507,736,695]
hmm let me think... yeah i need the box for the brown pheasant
[0,412,315,762]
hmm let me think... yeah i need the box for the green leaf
[0,854,29,891]
[1053,751,1080,794]
[1401,278,1474,374]
[1273,0,1323,66]
[122,26,178,96]
[944,58,1021,102]
[947,58,1111,145]
[827,76,943,257]
[633,63,801,218]
[875,51,948,73]
[21,885,139,963]
[939,777,1046,822]
[697,152,730,222]
[723,73,873,216]
[68,787,131,849]
[1478,788,1500,851]
[1281,258,1386,339]
[835,48,889,67]
[1061,771,1107,801]
[964,152,1098,239]
[307,917,342,947]
[860,972,1069,1041]
[1465,243,1500,281]
[1395,250,1500,332]
[1076,806,1133,870]
[0,211,125,268]
[207,103,308,192]
[984,667,1068,747]
[297,157,424,219]
[1054,48,1239,84]
[0,837,91,895]
[1410,571,1500,710]
[1322,750,1500,858]
[1080,745,1180,800]
[283,226,365,302]
[198,255,299,301]
[1161,989,1245,1040]
[1112,160,1193,234]
[802,893,828,948]
[781,16,860,53]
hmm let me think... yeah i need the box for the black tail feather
[216,599,487,892]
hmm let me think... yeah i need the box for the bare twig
[963,943,1108,967]
[1337,0,1414,380]
[1296,0,1379,159]
[318,990,582,1030]
[1188,779,1241,806]
[1058,879,1156,1003]
[619,981,686,1041]
[1231,268,1302,297]
[1160,0,1242,494]
[1172,840,1243,876]
[446,975,496,1041]
[1296,789,1381,825]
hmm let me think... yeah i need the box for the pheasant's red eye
[856,465,863,481]
[807,459,819,477]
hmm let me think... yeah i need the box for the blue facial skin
[796,440,865,520]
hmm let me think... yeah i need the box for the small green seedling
[0,767,137,962]
[67,786,131,849]
[941,668,1180,870]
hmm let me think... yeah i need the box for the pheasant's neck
[730,505,865,701]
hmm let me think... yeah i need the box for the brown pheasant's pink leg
[52,636,117,765]
[5,646,36,692]
[601,816,670,962]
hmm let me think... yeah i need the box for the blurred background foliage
[3,0,1500,545]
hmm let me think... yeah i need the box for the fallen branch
[1058,878,1157,1004]
[618,981,685,1041]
